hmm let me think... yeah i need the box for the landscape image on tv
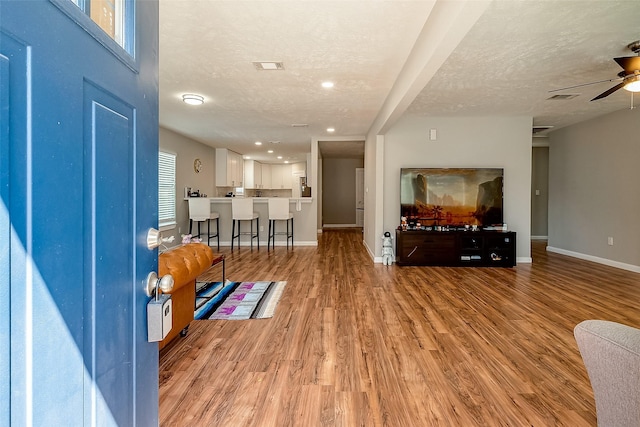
[400,168,503,227]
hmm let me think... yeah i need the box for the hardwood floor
[159,229,640,426]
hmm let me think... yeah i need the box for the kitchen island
[186,197,316,247]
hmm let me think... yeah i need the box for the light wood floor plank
[160,228,640,426]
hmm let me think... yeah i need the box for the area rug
[194,280,287,320]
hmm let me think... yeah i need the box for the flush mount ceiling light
[267,150,274,153]
[321,81,334,88]
[277,156,283,159]
[623,74,640,92]
[182,94,204,105]
[327,127,335,132]
[255,141,262,146]
[252,61,285,71]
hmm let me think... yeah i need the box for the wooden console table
[395,229,516,267]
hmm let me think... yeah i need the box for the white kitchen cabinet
[215,148,244,187]
[271,164,292,189]
[244,160,263,189]
[261,163,272,189]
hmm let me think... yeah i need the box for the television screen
[400,168,503,227]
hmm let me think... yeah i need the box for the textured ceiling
[407,0,640,129]
[159,1,640,163]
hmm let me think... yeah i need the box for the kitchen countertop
[185,197,313,203]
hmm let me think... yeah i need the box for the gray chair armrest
[574,319,640,427]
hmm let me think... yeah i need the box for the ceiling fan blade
[614,56,640,74]
[549,77,620,93]
[590,81,627,101]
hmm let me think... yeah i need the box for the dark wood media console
[395,229,516,267]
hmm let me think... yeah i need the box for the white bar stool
[231,198,259,250]
[267,198,293,250]
[188,198,220,250]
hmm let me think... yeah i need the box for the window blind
[158,151,176,228]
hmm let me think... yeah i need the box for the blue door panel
[0,52,10,427]
[84,86,135,426]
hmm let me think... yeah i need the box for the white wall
[363,134,384,260]
[548,108,640,271]
[159,127,216,243]
[380,115,533,262]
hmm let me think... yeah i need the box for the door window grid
[71,0,129,52]
[159,151,176,230]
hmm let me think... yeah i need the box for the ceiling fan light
[623,77,640,92]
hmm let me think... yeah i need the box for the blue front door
[1,0,159,425]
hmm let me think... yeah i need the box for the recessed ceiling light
[182,94,204,105]
[277,156,283,159]
[284,160,289,164]
[244,156,251,159]
[270,140,280,144]
[255,141,262,146]
[327,127,335,132]
[322,81,334,88]
[252,61,285,71]
[267,150,274,154]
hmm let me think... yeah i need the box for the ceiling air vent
[547,94,579,100]
[252,61,285,71]
[532,126,554,137]
[532,126,554,134]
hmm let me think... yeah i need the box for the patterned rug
[194,280,287,320]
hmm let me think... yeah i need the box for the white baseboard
[363,239,375,260]
[517,257,533,264]
[531,235,548,240]
[323,224,359,228]
[546,246,640,273]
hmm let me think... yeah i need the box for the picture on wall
[400,168,504,226]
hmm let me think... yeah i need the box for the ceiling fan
[550,40,640,101]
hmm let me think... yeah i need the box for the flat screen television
[400,167,503,227]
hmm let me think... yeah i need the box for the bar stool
[231,198,259,250]
[267,198,293,250]
[188,198,220,250]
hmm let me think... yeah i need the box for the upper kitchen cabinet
[271,164,292,189]
[244,159,263,189]
[216,148,244,187]
[261,163,272,189]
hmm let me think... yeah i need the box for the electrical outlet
[607,237,614,246]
